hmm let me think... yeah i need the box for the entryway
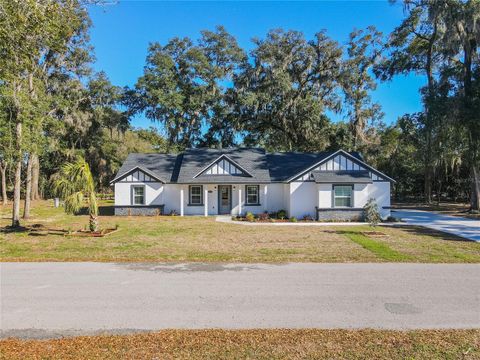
[218,185,232,214]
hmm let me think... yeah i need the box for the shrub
[302,214,314,221]
[290,216,298,222]
[258,212,269,221]
[277,209,287,220]
[364,198,381,227]
[245,212,255,222]
[169,209,178,216]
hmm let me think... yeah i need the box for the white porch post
[180,187,184,216]
[238,187,242,216]
[264,184,268,212]
[204,187,208,217]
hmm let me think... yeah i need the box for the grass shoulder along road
[1,200,479,263]
[1,329,478,360]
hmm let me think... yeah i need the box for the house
[110,148,394,220]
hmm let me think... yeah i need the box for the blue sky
[88,1,425,129]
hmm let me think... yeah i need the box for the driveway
[1,262,479,339]
[392,209,480,242]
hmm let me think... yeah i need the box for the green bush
[277,209,287,220]
[290,216,298,222]
[364,198,381,227]
[245,212,255,222]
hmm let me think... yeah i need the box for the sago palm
[53,157,99,232]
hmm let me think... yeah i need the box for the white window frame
[333,185,353,208]
[245,185,260,205]
[189,185,203,205]
[132,185,145,205]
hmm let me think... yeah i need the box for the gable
[115,167,163,183]
[195,155,251,177]
[291,151,393,182]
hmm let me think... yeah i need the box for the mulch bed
[64,228,119,237]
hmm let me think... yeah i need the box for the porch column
[204,187,208,217]
[238,187,242,216]
[264,184,268,212]
[180,187,184,216]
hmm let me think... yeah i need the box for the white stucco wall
[114,182,164,206]
[267,183,285,213]
[114,180,391,219]
[289,181,317,219]
[368,181,391,219]
[317,183,332,208]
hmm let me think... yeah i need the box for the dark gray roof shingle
[176,148,271,183]
[113,153,179,183]
[112,148,386,184]
[312,170,372,183]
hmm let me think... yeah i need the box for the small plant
[302,214,314,221]
[115,223,120,230]
[290,216,298,222]
[277,209,287,220]
[258,212,269,221]
[245,212,255,222]
[169,209,178,216]
[364,198,381,227]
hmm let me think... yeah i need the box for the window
[132,185,145,205]
[333,185,352,207]
[189,185,203,205]
[246,185,259,205]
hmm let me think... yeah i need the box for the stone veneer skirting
[315,207,364,221]
[114,205,165,216]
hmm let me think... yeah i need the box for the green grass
[342,231,413,261]
[1,200,479,263]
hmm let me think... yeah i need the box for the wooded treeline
[1,0,479,227]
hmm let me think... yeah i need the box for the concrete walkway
[1,262,479,339]
[393,209,480,242]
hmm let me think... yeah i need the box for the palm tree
[53,157,99,232]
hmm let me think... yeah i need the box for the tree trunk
[89,213,99,232]
[31,153,40,200]
[472,166,480,211]
[0,162,7,205]
[12,121,22,227]
[23,153,33,219]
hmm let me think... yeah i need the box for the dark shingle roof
[267,151,333,182]
[112,148,388,184]
[312,170,372,183]
[113,153,179,183]
[176,148,271,183]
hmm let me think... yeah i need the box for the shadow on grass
[75,205,114,216]
[390,225,474,243]
[0,223,68,236]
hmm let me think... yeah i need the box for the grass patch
[1,329,478,359]
[343,231,413,261]
[1,200,479,263]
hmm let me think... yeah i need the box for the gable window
[246,185,259,205]
[333,185,353,207]
[132,185,145,205]
[189,185,203,205]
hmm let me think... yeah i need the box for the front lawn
[1,329,478,360]
[1,200,479,263]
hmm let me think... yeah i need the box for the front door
[218,185,232,214]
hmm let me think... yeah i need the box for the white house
[110,148,394,220]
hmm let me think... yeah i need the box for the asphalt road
[393,209,480,242]
[1,262,479,339]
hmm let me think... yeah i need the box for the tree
[342,27,384,150]
[377,0,445,203]
[127,26,245,149]
[0,0,93,226]
[53,157,99,232]
[438,0,480,210]
[233,29,343,151]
